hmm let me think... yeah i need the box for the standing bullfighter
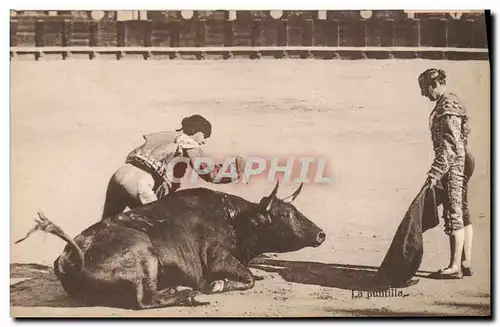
[418,68,475,279]
[101,114,245,219]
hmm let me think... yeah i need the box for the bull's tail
[15,212,84,272]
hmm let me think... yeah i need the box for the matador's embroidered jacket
[126,131,235,193]
[427,92,471,181]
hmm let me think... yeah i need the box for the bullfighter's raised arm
[184,147,245,184]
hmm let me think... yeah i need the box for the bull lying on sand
[16,182,326,310]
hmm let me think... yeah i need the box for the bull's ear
[282,183,303,203]
[251,214,272,227]
[260,180,280,212]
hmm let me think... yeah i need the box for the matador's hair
[176,114,212,138]
[418,68,447,88]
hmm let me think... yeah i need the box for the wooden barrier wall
[10,10,489,60]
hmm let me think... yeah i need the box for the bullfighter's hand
[426,176,437,188]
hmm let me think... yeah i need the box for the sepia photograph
[9,8,491,318]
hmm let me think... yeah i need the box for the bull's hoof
[253,274,265,281]
[209,279,226,293]
[184,295,209,307]
[158,287,176,295]
[176,289,198,299]
[177,290,208,307]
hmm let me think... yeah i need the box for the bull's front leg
[205,249,255,294]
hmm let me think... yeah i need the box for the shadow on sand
[13,259,414,308]
[249,258,434,292]
[10,263,78,308]
[11,261,491,316]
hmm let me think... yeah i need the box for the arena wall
[10,10,490,60]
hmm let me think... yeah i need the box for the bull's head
[236,181,326,256]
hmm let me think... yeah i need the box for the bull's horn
[262,180,280,211]
[269,180,280,199]
[282,183,304,203]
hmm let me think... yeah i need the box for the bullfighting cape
[376,182,440,287]
[377,148,475,287]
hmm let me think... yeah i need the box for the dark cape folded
[376,182,440,287]
[377,149,475,287]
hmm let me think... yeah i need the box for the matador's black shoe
[461,265,473,277]
[428,268,463,280]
